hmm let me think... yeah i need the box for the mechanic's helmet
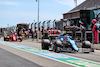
[92,19,97,24]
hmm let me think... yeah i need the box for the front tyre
[41,40,49,50]
[19,39,22,42]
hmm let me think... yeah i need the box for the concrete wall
[91,44,100,50]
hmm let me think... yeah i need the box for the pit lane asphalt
[0,47,41,67]
[0,40,72,67]
[0,39,100,67]
[13,40,100,63]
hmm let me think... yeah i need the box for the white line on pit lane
[95,50,100,52]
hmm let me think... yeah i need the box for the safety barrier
[67,31,100,44]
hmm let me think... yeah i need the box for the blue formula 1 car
[41,33,79,53]
[52,34,79,53]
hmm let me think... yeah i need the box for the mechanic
[18,27,21,36]
[14,29,17,35]
[63,26,67,34]
[47,27,50,31]
[72,24,79,40]
[80,22,86,42]
[90,20,95,29]
[92,19,100,43]
[49,28,53,34]
[41,26,45,39]
[35,27,38,39]
[26,29,29,38]
[21,27,26,34]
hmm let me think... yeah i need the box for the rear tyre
[41,39,49,50]
[82,41,91,48]
[4,37,6,41]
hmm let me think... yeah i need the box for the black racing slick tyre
[4,37,6,41]
[82,41,91,48]
[41,39,50,50]
[56,40,62,47]
[19,39,22,42]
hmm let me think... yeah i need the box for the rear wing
[4,31,14,36]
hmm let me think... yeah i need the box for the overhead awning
[63,11,80,19]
